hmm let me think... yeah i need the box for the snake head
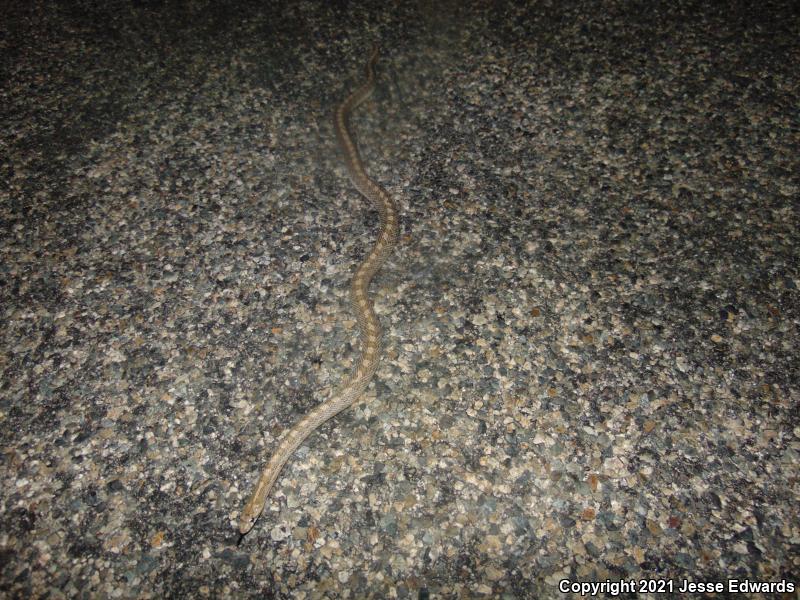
[238,504,260,535]
[238,476,269,535]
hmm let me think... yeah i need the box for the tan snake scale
[238,46,399,536]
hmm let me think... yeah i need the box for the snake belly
[238,46,399,535]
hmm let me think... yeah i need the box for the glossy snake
[238,46,399,537]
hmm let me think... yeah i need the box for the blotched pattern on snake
[238,46,399,536]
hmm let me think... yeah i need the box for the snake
[238,45,399,538]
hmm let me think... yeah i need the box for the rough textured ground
[1,1,798,598]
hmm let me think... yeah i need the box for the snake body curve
[238,46,399,536]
